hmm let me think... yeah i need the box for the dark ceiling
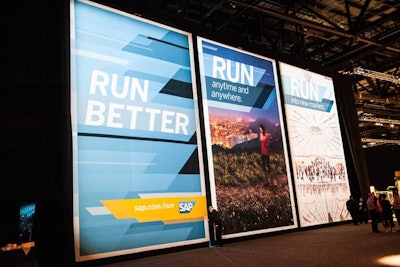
[94,0,400,147]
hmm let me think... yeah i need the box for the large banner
[70,0,208,261]
[279,62,352,227]
[197,37,297,239]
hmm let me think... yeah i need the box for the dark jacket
[209,209,222,225]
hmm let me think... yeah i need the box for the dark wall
[2,1,73,266]
[333,74,370,199]
[364,145,400,191]
[0,203,19,246]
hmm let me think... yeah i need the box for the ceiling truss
[95,0,400,147]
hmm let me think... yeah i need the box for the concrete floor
[85,222,400,267]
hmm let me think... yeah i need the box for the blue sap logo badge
[179,201,196,214]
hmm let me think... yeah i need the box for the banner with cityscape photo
[197,37,297,239]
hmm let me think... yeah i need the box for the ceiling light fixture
[353,67,400,84]
[358,117,400,125]
[361,138,400,145]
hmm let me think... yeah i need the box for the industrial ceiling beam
[229,0,400,54]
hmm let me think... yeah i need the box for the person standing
[259,124,271,185]
[346,195,359,225]
[380,193,395,232]
[208,206,223,247]
[358,196,368,223]
[19,225,31,243]
[366,192,380,233]
[377,193,384,229]
[392,191,400,231]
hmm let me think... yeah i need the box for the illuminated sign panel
[197,37,297,239]
[279,62,352,227]
[70,0,207,261]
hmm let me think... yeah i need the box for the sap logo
[179,201,196,214]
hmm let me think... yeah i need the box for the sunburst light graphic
[298,182,350,225]
[287,108,342,156]
[286,106,351,227]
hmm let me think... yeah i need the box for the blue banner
[71,0,207,261]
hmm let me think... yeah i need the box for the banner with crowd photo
[279,62,352,227]
[197,37,298,239]
[70,0,208,261]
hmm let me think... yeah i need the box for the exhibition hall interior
[1,0,399,266]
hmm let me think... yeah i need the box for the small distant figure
[358,197,368,224]
[259,124,271,185]
[377,193,384,229]
[392,192,400,231]
[19,225,31,243]
[366,192,380,233]
[346,195,359,225]
[208,206,223,247]
[380,193,395,233]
